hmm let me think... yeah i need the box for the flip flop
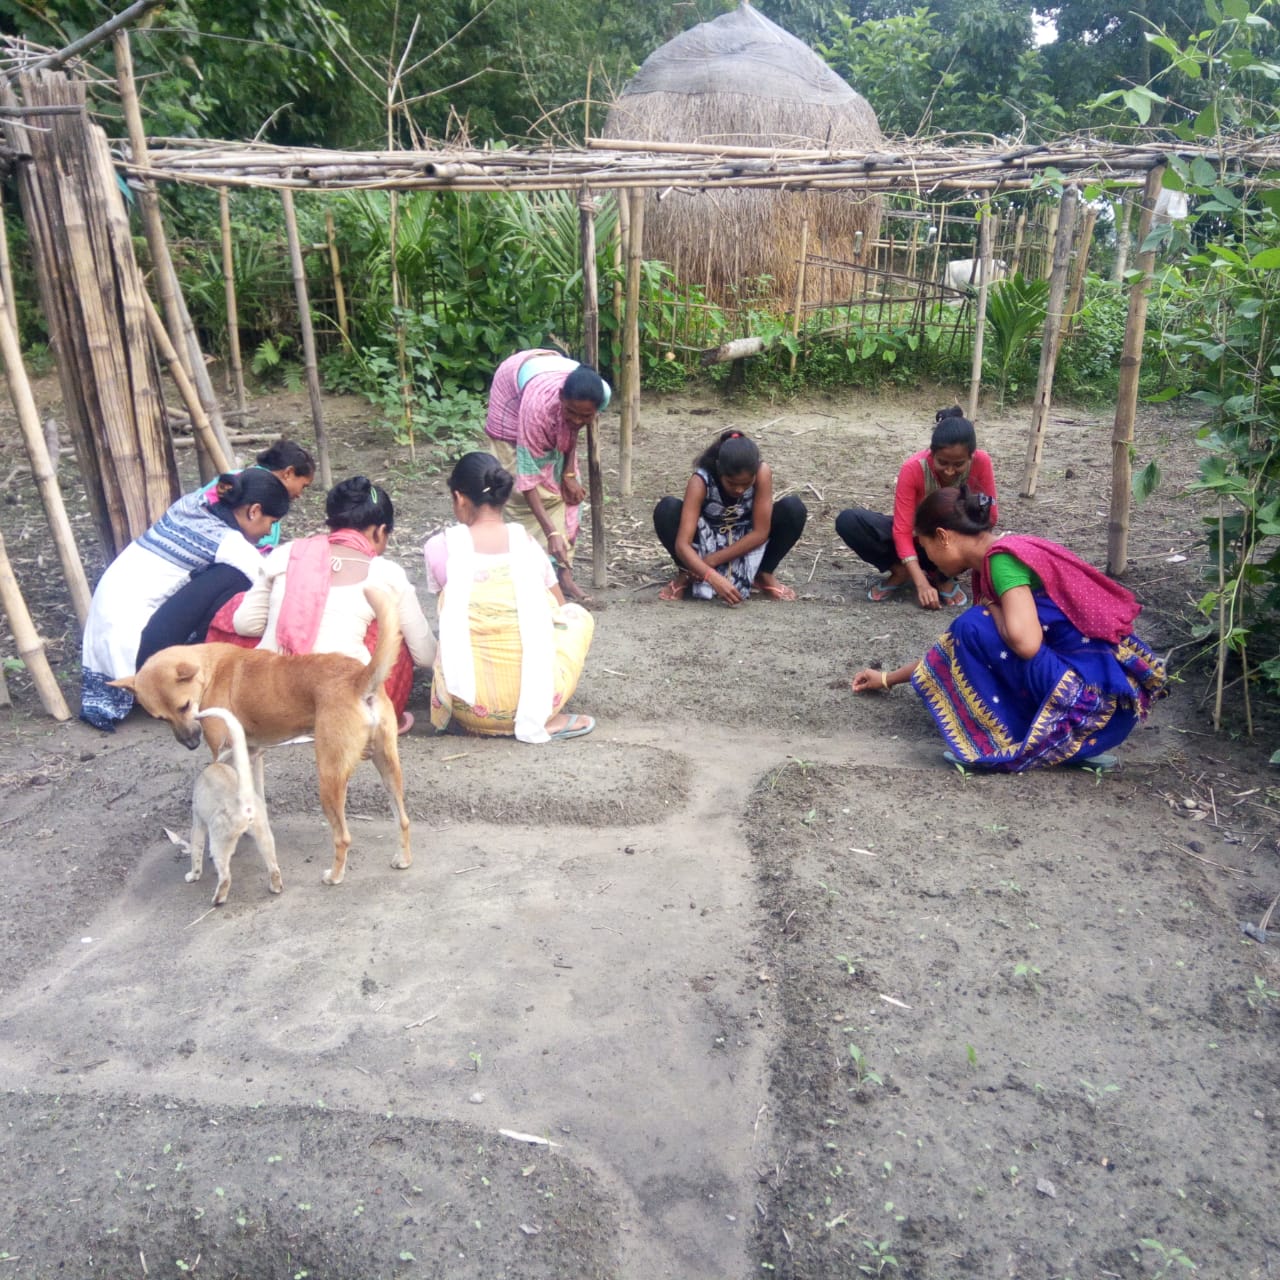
[548,714,595,742]
[658,575,690,602]
[755,581,797,601]
[938,581,968,607]
[867,575,909,603]
[1065,752,1118,772]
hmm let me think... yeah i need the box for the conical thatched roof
[602,3,883,304]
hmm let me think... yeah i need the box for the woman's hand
[706,569,744,606]
[915,580,941,610]
[547,531,570,563]
[561,475,585,506]
[851,668,891,694]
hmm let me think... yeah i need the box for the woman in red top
[834,407,997,609]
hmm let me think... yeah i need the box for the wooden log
[219,187,248,420]
[280,188,331,487]
[1021,186,1079,497]
[0,530,71,720]
[620,187,645,497]
[325,207,351,349]
[144,293,230,473]
[967,207,994,421]
[0,284,93,626]
[701,335,770,366]
[1107,167,1164,575]
[578,186,607,590]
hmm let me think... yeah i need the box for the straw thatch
[600,3,884,304]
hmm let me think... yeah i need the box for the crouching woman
[851,485,1168,771]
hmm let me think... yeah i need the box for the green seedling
[835,955,861,976]
[1012,961,1042,993]
[858,1238,898,1275]
[1246,975,1279,1009]
[469,1050,482,1072]
[1080,1079,1121,1109]
[966,1043,978,1070]
[1137,1237,1196,1276]
[847,1043,883,1087]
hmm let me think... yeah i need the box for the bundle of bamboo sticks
[1,69,176,557]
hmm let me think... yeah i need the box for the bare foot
[658,572,690,601]
[754,572,797,601]
[558,566,593,605]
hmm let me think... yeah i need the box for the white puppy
[187,707,282,905]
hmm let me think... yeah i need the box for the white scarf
[438,522,555,744]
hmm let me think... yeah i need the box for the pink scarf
[975,533,1140,643]
[275,529,378,655]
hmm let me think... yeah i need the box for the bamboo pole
[1107,166,1163,575]
[578,186,606,589]
[388,190,415,457]
[620,187,645,497]
[114,31,234,473]
[280,188,331,488]
[218,187,248,421]
[613,190,628,377]
[0,287,92,626]
[1010,207,1027,275]
[1021,185,1079,496]
[1111,191,1133,283]
[0,189,18,336]
[789,217,809,375]
[1063,203,1098,335]
[325,207,351,350]
[143,293,230,473]
[1041,203,1060,280]
[967,208,994,421]
[930,207,946,282]
[0,530,71,720]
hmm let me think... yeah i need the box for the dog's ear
[174,662,199,683]
[107,676,136,691]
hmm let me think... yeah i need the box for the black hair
[694,429,760,481]
[561,365,607,406]
[448,451,515,508]
[255,438,316,477]
[930,413,977,454]
[914,483,995,539]
[326,475,395,533]
[214,469,291,519]
[934,405,966,425]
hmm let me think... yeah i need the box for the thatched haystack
[601,2,883,306]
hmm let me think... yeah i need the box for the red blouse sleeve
[892,455,926,562]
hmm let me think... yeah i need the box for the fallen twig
[499,1128,561,1148]
[404,1013,439,1029]
[1165,842,1251,878]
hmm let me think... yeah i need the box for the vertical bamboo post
[578,186,607,590]
[1064,204,1098,335]
[280,188,331,488]
[930,207,946,282]
[1111,191,1133,283]
[789,217,809,375]
[1041,203,1060,280]
[612,191,628,377]
[388,190,415,456]
[1107,166,1164,576]
[1021,186,1079,497]
[0,288,92,625]
[1010,208,1027,275]
[325,207,350,350]
[0,188,18,335]
[0,530,71,720]
[620,187,645,497]
[967,208,994,422]
[218,187,248,422]
[114,30,233,472]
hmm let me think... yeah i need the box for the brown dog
[112,588,411,885]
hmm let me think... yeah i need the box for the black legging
[136,562,251,670]
[834,507,942,579]
[653,493,808,577]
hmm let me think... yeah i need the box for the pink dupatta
[974,533,1140,643]
[275,529,379,655]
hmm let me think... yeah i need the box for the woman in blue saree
[851,485,1168,771]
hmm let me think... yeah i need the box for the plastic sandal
[938,580,968,607]
[866,575,909,603]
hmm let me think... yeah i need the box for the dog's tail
[362,587,403,696]
[195,707,256,820]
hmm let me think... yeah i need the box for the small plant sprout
[1137,1237,1197,1276]
[469,1050,483,1073]
[847,1043,883,1087]
[966,1043,978,1070]
[1080,1079,1121,1109]
[858,1238,899,1275]
[1012,961,1042,993]
[836,955,861,976]
[1246,975,1279,1009]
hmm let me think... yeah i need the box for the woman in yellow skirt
[424,452,596,742]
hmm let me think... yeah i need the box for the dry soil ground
[0,380,1277,1280]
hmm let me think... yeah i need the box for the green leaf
[1249,248,1280,268]
[1222,0,1249,20]
[1144,386,1182,403]
[1133,459,1161,503]
[1190,157,1218,188]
